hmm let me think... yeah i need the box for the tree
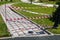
[49,0,55,1]
[50,2,60,29]
[39,0,43,2]
[39,0,49,2]
[49,0,60,1]
[29,0,33,4]
[5,0,8,1]
[10,0,12,2]
[1,0,3,1]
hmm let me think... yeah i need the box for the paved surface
[0,35,60,40]
[0,4,51,37]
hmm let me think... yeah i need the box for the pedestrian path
[0,4,52,37]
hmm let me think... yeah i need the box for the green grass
[0,1,10,5]
[18,11,42,18]
[14,8,60,34]
[0,1,15,6]
[40,1,56,4]
[0,0,21,5]
[13,2,56,14]
[15,9,60,34]
[32,18,54,27]
[17,11,60,34]
[24,7,55,14]
[0,15,10,37]
[16,10,54,27]
[48,28,60,34]
[0,0,21,37]
[0,0,20,37]
[13,1,60,34]
[13,2,56,27]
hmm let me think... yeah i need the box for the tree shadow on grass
[50,2,60,29]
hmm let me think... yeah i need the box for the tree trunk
[10,0,12,2]
[1,0,3,1]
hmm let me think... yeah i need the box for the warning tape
[6,18,26,21]
[28,15,51,19]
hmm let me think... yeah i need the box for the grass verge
[13,10,60,34]
[38,1,56,4]
[13,1,60,34]
[13,2,56,14]
[0,15,10,37]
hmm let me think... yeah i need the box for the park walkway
[0,4,51,37]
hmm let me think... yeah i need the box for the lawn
[13,2,60,34]
[18,11,42,18]
[16,10,54,27]
[14,9,60,34]
[13,2,56,14]
[0,0,21,5]
[39,1,56,4]
[0,0,21,37]
[17,10,60,34]
[48,28,60,34]
[0,1,10,5]
[0,15,10,37]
